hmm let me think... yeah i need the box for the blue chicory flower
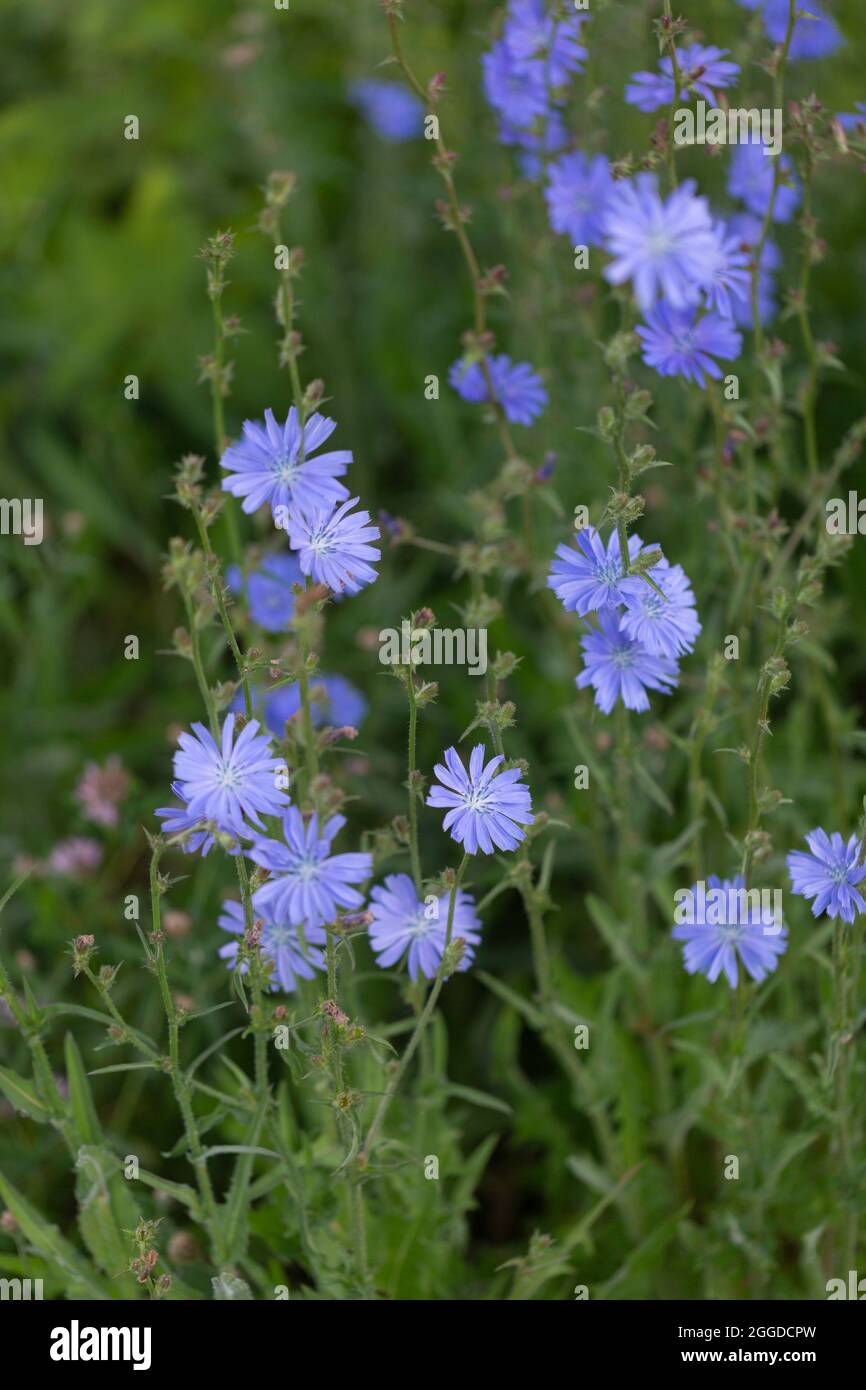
[602,174,718,312]
[226,553,303,632]
[217,898,326,992]
[220,407,350,522]
[249,809,371,930]
[427,744,534,855]
[230,674,368,738]
[727,140,801,223]
[349,79,424,141]
[284,496,381,595]
[787,830,866,923]
[547,526,650,616]
[448,354,547,426]
[636,302,742,388]
[368,873,482,981]
[482,38,548,128]
[503,0,588,85]
[625,43,740,113]
[672,874,788,987]
[545,151,613,246]
[740,0,843,61]
[155,714,289,853]
[619,559,701,659]
[577,610,679,713]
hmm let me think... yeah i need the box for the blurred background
[1,0,865,1297]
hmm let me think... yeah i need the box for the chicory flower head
[737,0,843,61]
[284,496,381,595]
[349,80,424,141]
[577,610,679,714]
[427,744,533,855]
[449,354,547,426]
[547,526,649,617]
[226,552,302,632]
[787,830,866,923]
[727,140,801,223]
[636,303,742,388]
[369,873,482,981]
[672,874,788,987]
[625,43,740,113]
[482,38,548,128]
[218,898,326,993]
[220,407,350,522]
[602,174,718,312]
[619,559,701,659]
[503,0,588,86]
[155,714,288,853]
[249,808,371,930]
[545,151,613,246]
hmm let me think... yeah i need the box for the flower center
[648,229,673,258]
[597,558,622,585]
[216,761,242,790]
[611,646,635,669]
[273,451,299,484]
[308,529,333,555]
[464,783,493,813]
[407,907,434,937]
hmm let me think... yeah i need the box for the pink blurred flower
[74,755,130,828]
[47,837,103,877]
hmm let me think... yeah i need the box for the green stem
[192,507,253,721]
[407,674,423,893]
[360,855,469,1162]
[150,845,224,1262]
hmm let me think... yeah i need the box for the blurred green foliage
[1,0,865,1299]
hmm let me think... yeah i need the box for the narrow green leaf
[0,1064,51,1124]
[442,1083,512,1117]
[65,1034,102,1146]
[0,1168,110,1299]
